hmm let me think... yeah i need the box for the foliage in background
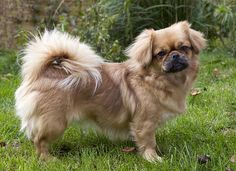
[73,2,124,62]
[16,0,236,60]
[31,1,125,61]
[102,0,235,56]
[104,0,199,46]
[193,0,236,55]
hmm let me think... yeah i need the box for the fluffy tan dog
[15,21,206,162]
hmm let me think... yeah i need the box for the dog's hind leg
[33,113,68,160]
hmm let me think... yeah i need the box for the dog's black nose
[171,54,180,60]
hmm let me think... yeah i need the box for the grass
[0,50,236,171]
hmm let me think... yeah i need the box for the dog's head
[126,21,206,73]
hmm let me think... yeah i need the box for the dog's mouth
[162,54,189,73]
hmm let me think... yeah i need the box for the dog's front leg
[130,119,162,162]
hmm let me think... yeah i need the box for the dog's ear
[189,28,206,54]
[125,29,155,67]
[180,21,206,54]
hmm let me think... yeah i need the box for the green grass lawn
[0,50,236,171]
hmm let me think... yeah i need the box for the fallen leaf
[230,155,236,163]
[191,89,201,96]
[122,147,136,153]
[198,155,211,164]
[213,68,220,77]
[0,141,6,147]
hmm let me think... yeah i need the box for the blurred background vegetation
[0,0,235,61]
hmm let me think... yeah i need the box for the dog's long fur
[15,21,206,162]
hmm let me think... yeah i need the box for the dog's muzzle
[162,53,189,73]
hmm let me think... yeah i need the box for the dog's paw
[142,149,163,163]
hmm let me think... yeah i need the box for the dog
[15,21,206,162]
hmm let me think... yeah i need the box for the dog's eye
[180,46,191,52]
[157,51,166,57]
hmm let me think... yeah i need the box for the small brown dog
[15,21,206,162]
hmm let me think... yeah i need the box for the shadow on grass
[50,128,135,158]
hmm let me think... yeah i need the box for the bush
[75,3,125,62]
[102,0,235,56]
[104,0,200,46]
[56,2,126,62]
[192,0,236,56]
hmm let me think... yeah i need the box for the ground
[0,50,235,171]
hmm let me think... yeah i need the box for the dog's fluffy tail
[21,30,103,89]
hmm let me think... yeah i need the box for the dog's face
[153,26,192,73]
[126,21,206,74]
